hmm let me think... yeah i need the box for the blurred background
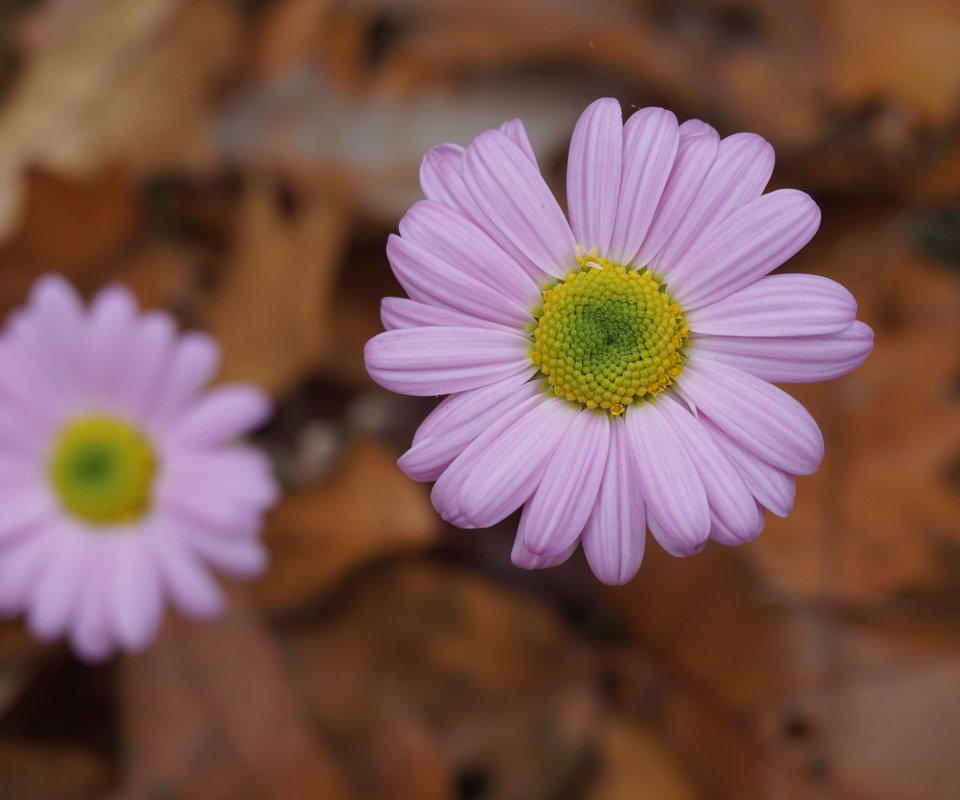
[0,0,957,798]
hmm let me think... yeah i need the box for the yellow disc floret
[49,416,157,525]
[531,255,688,415]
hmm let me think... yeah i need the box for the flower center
[531,255,688,415]
[49,416,158,525]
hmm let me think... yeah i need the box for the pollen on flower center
[530,255,688,415]
[49,416,158,525]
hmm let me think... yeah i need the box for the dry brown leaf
[265,0,960,202]
[0,740,113,800]
[741,205,960,605]
[203,185,348,395]
[15,0,108,56]
[216,68,596,223]
[251,0,336,78]
[117,585,347,800]
[825,0,960,125]
[0,166,141,311]
[603,543,960,799]
[0,0,241,238]
[256,438,438,613]
[286,561,601,800]
[586,717,696,800]
[757,618,960,800]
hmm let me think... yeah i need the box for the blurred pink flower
[365,98,873,585]
[0,276,277,660]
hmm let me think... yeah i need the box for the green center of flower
[531,255,688,415]
[49,416,157,525]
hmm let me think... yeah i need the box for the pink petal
[398,201,540,311]
[710,502,766,547]
[82,285,139,403]
[380,297,507,331]
[69,563,114,663]
[148,333,221,424]
[702,416,796,517]
[109,533,164,652]
[655,395,761,543]
[518,409,609,555]
[430,392,547,525]
[399,372,540,482]
[692,320,874,383]
[646,511,706,558]
[463,130,576,280]
[182,529,268,578]
[0,485,57,545]
[0,398,48,456]
[148,524,224,619]
[432,394,576,528]
[165,385,272,446]
[26,522,89,640]
[0,342,61,430]
[624,401,710,556]
[0,523,56,614]
[499,119,538,166]
[689,274,857,337]
[0,455,44,502]
[114,312,177,418]
[670,189,821,309]
[681,357,824,475]
[632,119,720,268]
[156,482,263,536]
[387,234,532,327]
[158,448,278,512]
[20,274,84,397]
[364,326,531,396]
[566,97,623,255]
[511,536,578,571]
[581,420,646,585]
[419,143,482,220]
[607,107,680,266]
[651,131,774,279]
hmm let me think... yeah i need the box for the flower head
[0,276,277,659]
[365,99,873,585]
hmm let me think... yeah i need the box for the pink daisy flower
[365,98,873,585]
[0,276,277,660]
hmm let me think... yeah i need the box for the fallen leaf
[825,0,960,126]
[742,205,960,605]
[0,0,242,238]
[216,68,597,223]
[585,717,697,800]
[603,543,960,799]
[0,740,113,800]
[285,561,601,800]
[203,184,348,395]
[0,166,141,311]
[117,585,348,800]
[256,438,438,613]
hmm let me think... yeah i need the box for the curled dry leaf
[0,0,241,238]
[256,439,439,613]
[0,740,113,800]
[284,561,601,800]
[0,167,141,312]
[742,206,960,605]
[117,586,347,800]
[246,0,960,202]
[603,542,960,800]
[203,185,349,396]
[216,70,597,223]
[585,717,696,800]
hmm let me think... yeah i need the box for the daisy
[365,98,873,585]
[0,276,277,660]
